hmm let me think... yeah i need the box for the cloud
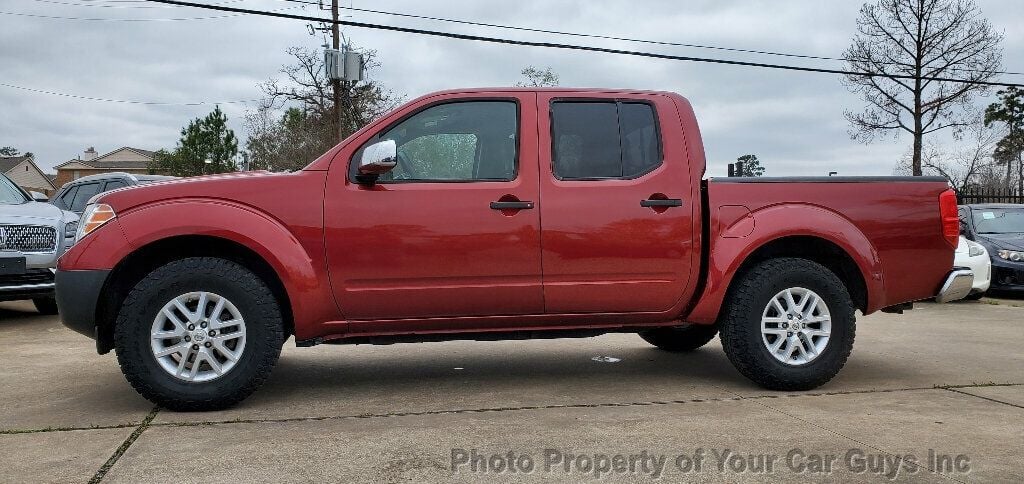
[1,0,1020,176]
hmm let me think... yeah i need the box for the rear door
[537,93,696,313]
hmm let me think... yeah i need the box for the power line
[147,0,1024,89]
[2,1,305,20]
[275,0,1024,77]
[0,82,260,105]
[0,9,245,20]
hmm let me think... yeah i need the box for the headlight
[967,241,984,257]
[64,220,78,239]
[997,249,1024,262]
[76,203,116,242]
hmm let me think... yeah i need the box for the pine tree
[152,106,238,176]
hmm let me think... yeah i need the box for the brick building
[53,147,167,188]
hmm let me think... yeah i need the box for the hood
[96,170,297,213]
[0,200,67,224]
[975,233,1024,251]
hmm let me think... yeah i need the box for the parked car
[56,88,969,410]
[954,235,991,299]
[0,174,78,314]
[51,172,176,214]
[959,204,1024,293]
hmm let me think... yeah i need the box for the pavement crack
[2,383,1019,436]
[88,406,160,484]
[943,387,1024,410]
[0,423,139,435]
[148,383,1021,430]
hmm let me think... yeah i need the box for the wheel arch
[94,235,295,354]
[728,235,869,311]
[685,204,884,324]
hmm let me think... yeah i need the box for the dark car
[959,204,1024,293]
[52,172,176,214]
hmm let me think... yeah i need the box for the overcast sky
[1,0,1021,177]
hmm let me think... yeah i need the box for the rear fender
[685,203,884,323]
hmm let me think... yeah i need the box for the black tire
[964,292,985,301]
[114,257,284,411]
[33,296,59,315]
[639,324,718,352]
[719,257,855,391]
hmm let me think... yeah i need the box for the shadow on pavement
[0,301,48,327]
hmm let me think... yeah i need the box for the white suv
[0,174,78,313]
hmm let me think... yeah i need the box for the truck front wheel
[33,296,59,315]
[113,257,285,411]
[638,324,718,352]
[719,257,855,391]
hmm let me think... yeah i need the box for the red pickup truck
[56,88,972,410]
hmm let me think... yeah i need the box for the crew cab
[55,88,971,411]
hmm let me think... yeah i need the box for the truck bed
[687,176,954,322]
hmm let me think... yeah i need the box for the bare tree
[843,0,1002,176]
[245,47,401,171]
[893,115,1003,190]
[516,66,559,87]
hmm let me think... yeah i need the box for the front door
[537,93,696,313]
[324,92,544,325]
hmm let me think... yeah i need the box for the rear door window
[550,101,661,180]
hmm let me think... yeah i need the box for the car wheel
[638,323,718,352]
[719,257,855,391]
[33,296,59,315]
[114,257,284,411]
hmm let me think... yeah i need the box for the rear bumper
[55,269,109,339]
[935,268,974,303]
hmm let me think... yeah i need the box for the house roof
[0,155,31,173]
[54,147,155,170]
[0,155,57,190]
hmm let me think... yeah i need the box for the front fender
[89,198,334,339]
[685,203,884,323]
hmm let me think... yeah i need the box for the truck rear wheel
[113,257,284,411]
[719,257,855,391]
[638,324,718,351]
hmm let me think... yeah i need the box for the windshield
[0,175,28,204]
[972,208,1024,234]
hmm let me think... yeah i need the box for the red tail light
[939,189,959,248]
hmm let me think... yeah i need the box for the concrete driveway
[1,299,1021,483]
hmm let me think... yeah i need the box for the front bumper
[55,269,110,339]
[989,259,1024,292]
[0,268,56,301]
[935,268,974,303]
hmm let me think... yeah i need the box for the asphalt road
[0,299,1021,483]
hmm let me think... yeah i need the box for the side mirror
[30,191,48,202]
[355,139,397,185]
[959,219,969,235]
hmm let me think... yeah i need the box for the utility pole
[331,0,343,143]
